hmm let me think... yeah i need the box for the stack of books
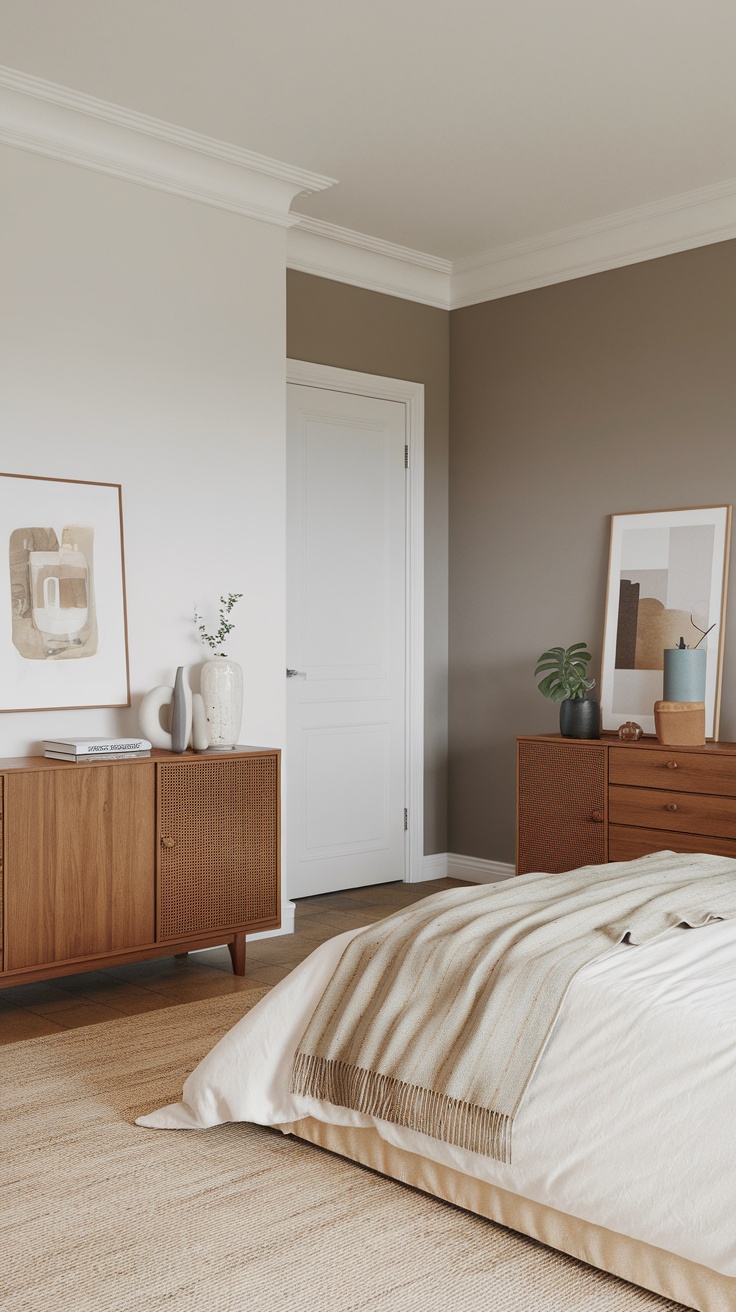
[44,736,152,762]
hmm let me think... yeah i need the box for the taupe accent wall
[286,271,450,854]
[450,240,736,863]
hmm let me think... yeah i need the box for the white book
[44,749,152,762]
[43,736,152,756]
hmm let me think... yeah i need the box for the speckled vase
[200,657,243,750]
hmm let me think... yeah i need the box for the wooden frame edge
[600,505,732,741]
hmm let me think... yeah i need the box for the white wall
[1,144,287,759]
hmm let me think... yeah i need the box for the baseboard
[418,853,514,883]
[197,901,297,954]
[248,900,295,939]
[447,853,515,883]
[417,852,449,881]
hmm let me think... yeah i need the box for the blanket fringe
[290,1051,513,1164]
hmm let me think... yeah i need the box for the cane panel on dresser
[516,739,606,875]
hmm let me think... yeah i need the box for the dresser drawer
[608,824,736,862]
[609,746,736,797]
[609,784,736,840]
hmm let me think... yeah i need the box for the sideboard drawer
[609,746,736,797]
[609,824,736,862]
[609,784,736,840]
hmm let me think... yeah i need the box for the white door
[286,383,407,898]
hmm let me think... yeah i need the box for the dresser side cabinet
[517,739,606,875]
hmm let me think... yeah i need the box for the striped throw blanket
[291,851,736,1163]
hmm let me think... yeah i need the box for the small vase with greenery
[194,593,244,750]
[534,642,600,738]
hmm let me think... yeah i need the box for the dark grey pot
[559,697,600,739]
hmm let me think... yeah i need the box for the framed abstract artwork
[601,506,731,739]
[1,472,130,711]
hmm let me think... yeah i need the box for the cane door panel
[157,756,279,940]
[517,740,606,875]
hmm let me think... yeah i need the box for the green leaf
[534,640,594,700]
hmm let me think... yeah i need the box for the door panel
[287,384,406,897]
[5,764,155,969]
[157,756,279,939]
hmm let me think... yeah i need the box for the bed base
[282,1117,733,1312]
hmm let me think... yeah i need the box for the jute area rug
[0,992,686,1312]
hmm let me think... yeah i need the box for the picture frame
[1,472,130,712]
[601,505,731,739]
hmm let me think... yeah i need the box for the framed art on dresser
[600,505,731,738]
[1,471,130,711]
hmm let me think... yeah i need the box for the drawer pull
[665,803,678,812]
[666,760,679,770]
[590,808,604,823]
[161,835,176,848]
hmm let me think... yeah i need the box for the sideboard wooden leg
[228,932,246,976]
[174,952,189,960]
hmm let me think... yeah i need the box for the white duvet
[138,917,736,1277]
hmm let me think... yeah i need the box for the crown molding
[451,176,736,307]
[4,64,736,304]
[0,66,336,226]
[290,175,736,310]
[287,215,451,308]
[293,214,452,274]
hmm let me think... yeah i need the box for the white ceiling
[3,0,736,264]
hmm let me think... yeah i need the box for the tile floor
[0,878,465,1045]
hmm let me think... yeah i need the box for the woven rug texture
[0,991,687,1312]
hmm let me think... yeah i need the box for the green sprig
[194,593,243,657]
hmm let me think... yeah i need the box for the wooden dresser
[0,746,280,987]
[517,734,736,875]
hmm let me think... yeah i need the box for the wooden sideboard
[0,746,280,987]
[517,734,736,875]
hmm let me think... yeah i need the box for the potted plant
[534,642,600,738]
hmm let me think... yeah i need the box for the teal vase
[663,649,706,702]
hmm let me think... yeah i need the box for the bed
[138,857,736,1312]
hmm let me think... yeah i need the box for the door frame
[286,359,425,884]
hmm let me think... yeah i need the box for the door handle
[286,669,306,679]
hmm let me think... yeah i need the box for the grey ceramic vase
[170,666,188,753]
[559,697,600,739]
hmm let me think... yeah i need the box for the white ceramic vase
[200,656,243,750]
